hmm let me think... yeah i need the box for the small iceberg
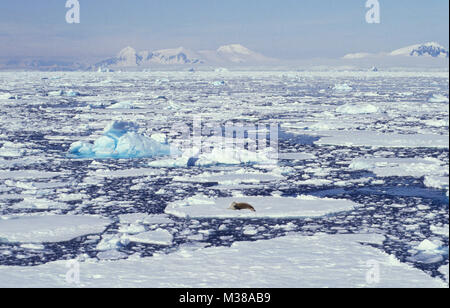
[408,240,449,264]
[370,66,378,72]
[68,121,177,159]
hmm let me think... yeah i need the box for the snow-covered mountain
[94,44,274,68]
[343,42,449,59]
[390,42,449,58]
[95,46,203,67]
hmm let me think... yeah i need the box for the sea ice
[0,215,111,243]
[312,131,449,148]
[332,84,353,92]
[149,146,276,168]
[165,194,358,219]
[428,94,449,103]
[336,103,379,114]
[0,233,446,288]
[124,229,173,246]
[349,157,447,178]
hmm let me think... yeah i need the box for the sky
[0,0,448,61]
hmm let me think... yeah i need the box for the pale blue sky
[0,0,448,61]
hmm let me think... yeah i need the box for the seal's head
[229,202,238,210]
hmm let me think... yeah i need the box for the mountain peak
[217,44,253,55]
[390,42,449,58]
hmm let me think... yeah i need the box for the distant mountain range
[92,44,275,69]
[343,42,449,59]
[0,42,447,71]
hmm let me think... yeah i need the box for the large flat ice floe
[349,157,447,178]
[68,121,177,159]
[312,131,449,148]
[0,234,445,288]
[0,215,111,243]
[165,195,358,218]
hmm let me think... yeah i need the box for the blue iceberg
[68,121,177,159]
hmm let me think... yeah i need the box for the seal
[229,202,256,212]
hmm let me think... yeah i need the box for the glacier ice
[68,121,177,159]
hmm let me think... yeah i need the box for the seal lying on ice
[228,202,256,212]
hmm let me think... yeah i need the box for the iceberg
[408,240,449,264]
[68,121,177,159]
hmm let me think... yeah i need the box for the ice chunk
[332,84,352,92]
[0,215,111,243]
[408,240,449,264]
[336,103,379,114]
[68,121,176,159]
[150,146,276,168]
[125,229,173,245]
[428,94,449,103]
[165,195,358,219]
[96,235,129,251]
[107,101,136,109]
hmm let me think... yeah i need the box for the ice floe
[332,84,353,92]
[0,233,445,287]
[149,146,276,168]
[0,215,111,243]
[165,195,358,219]
[349,157,447,178]
[312,131,449,148]
[125,229,173,246]
[336,103,379,114]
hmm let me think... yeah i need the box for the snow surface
[165,195,358,219]
[0,215,111,243]
[0,233,445,288]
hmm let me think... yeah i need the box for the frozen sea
[0,70,448,288]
